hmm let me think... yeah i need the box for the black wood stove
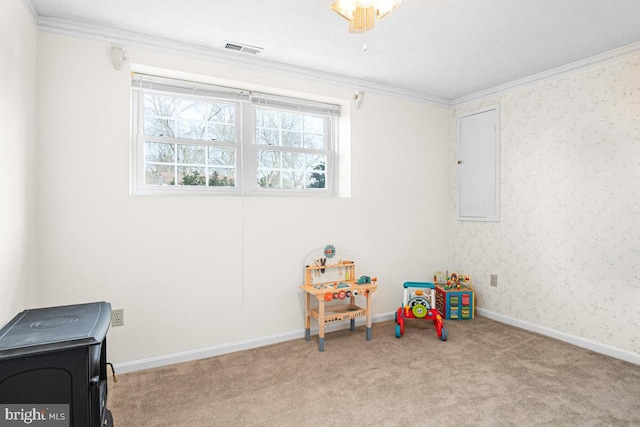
[0,302,114,427]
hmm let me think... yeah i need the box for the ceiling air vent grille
[224,42,263,55]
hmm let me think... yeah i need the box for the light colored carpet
[109,316,640,426]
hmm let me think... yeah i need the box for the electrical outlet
[111,309,124,327]
[490,274,498,287]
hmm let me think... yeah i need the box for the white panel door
[457,106,500,221]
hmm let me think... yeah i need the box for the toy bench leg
[305,328,311,341]
[366,327,372,341]
[318,337,325,352]
[350,319,355,332]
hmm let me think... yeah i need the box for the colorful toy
[434,270,473,290]
[301,245,378,351]
[394,282,447,341]
[431,270,475,319]
[435,285,474,320]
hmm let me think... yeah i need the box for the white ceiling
[27,0,640,102]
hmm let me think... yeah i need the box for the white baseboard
[476,308,640,366]
[114,309,638,374]
[114,312,396,374]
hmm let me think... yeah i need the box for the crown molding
[452,41,640,107]
[36,16,451,108]
[20,0,38,25]
[32,9,639,109]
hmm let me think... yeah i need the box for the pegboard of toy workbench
[303,244,358,287]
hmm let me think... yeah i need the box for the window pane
[145,141,175,163]
[257,109,303,131]
[208,168,235,187]
[306,154,326,168]
[281,112,302,132]
[144,94,235,142]
[177,144,206,164]
[302,116,326,150]
[208,147,236,167]
[144,96,177,137]
[303,134,324,150]
[256,109,304,148]
[257,170,281,188]
[258,150,281,168]
[307,156,326,189]
[145,164,175,185]
[308,163,326,189]
[282,130,302,148]
[256,128,280,146]
[256,109,280,129]
[304,116,324,134]
[177,166,206,186]
[256,151,327,189]
[282,152,304,170]
[282,171,305,189]
[205,124,235,142]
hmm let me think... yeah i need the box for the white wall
[36,33,452,365]
[0,0,38,324]
[451,55,640,358]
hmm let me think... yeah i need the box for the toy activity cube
[435,284,474,320]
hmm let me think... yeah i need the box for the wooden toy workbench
[300,260,377,351]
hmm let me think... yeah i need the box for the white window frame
[131,74,340,197]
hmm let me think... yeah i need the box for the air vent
[224,42,263,55]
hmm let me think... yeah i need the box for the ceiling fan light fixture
[331,0,356,21]
[349,6,375,33]
[352,0,377,7]
[331,0,402,33]
[375,0,402,21]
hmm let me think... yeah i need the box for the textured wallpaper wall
[451,55,640,355]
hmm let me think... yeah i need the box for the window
[131,75,340,195]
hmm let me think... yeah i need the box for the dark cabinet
[0,302,113,426]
